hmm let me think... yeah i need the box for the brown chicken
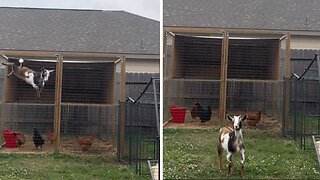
[245,109,262,127]
[191,102,199,121]
[76,135,95,152]
[14,131,26,147]
[47,131,54,144]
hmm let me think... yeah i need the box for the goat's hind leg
[227,153,233,177]
[217,143,223,172]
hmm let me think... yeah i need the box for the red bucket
[171,105,187,123]
[3,130,17,148]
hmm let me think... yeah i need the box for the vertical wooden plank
[120,56,126,102]
[105,107,109,142]
[167,31,174,120]
[271,83,275,117]
[112,63,116,104]
[317,55,320,83]
[53,54,63,151]
[9,103,13,129]
[163,30,167,79]
[98,107,102,138]
[284,33,291,136]
[277,81,281,120]
[1,66,8,142]
[219,31,229,126]
[119,57,126,158]
[112,105,116,146]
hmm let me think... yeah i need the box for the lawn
[0,152,148,179]
[163,128,320,179]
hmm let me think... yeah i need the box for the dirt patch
[164,109,281,131]
[0,135,117,158]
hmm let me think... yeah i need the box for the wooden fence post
[219,31,229,126]
[283,33,291,136]
[0,66,8,143]
[54,54,63,151]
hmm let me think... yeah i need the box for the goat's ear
[48,69,54,72]
[226,114,233,122]
[241,114,248,121]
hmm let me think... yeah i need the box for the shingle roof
[164,0,320,31]
[0,7,159,55]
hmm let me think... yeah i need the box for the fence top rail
[3,102,116,107]
[168,78,221,82]
[227,79,282,83]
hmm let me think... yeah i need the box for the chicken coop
[164,28,291,128]
[0,53,126,156]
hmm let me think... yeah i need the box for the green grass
[0,152,147,179]
[163,128,320,179]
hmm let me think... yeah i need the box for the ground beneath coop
[0,135,117,158]
[164,109,281,131]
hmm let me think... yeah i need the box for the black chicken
[195,103,212,122]
[33,128,44,150]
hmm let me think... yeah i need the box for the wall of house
[291,35,320,50]
[126,58,160,73]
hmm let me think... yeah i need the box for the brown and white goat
[217,113,247,177]
[1,58,54,97]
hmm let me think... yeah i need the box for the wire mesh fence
[118,77,160,177]
[118,102,159,175]
[286,78,320,150]
[0,56,120,157]
[164,30,288,128]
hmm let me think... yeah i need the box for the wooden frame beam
[283,33,291,136]
[53,54,63,151]
[118,56,127,158]
[165,27,287,36]
[0,50,159,60]
[0,66,9,143]
[219,31,229,126]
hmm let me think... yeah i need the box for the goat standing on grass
[1,58,54,97]
[217,113,247,177]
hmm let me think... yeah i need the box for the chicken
[245,109,262,127]
[13,131,26,147]
[76,135,95,152]
[190,102,199,121]
[33,128,44,150]
[47,131,54,144]
[197,104,212,123]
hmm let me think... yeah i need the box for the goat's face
[41,68,54,82]
[227,114,247,131]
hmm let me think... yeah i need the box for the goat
[217,113,247,177]
[1,58,54,97]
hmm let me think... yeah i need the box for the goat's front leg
[240,149,245,178]
[7,70,13,77]
[7,66,14,77]
[227,153,233,177]
[217,144,223,172]
[31,83,39,90]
